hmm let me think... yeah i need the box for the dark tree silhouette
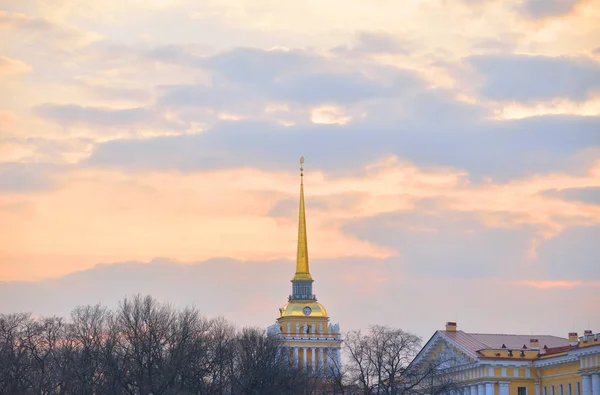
[0,296,457,395]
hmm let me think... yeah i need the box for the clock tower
[267,157,342,375]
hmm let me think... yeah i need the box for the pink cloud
[1,157,599,281]
[0,56,31,76]
[511,280,585,289]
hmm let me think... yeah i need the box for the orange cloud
[511,280,585,289]
[0,56,31,77]
[0,10,101,47]
[0,167,394,281]
[1,155,598,281]
[0,111,16,134]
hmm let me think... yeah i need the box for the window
[560,384,563,395]
[577,382,581,395]
[518,387,527,395]
[543,387,547,395]
[552,385,555,395]
[568,383,572,395]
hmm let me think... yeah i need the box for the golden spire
[293,156,312,281]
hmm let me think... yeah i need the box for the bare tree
[344,325,457,395]
[401,358,462,395]
[179,316,235,395]
[117,294,207,395]
[344,328,377,394]
[231,327,310,395]
[0,313,35,395]
[68,304,111,394]
[313,350,354,395]
[2,297,458,395]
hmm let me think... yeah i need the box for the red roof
[542,344,578,355]
[441,331,570,355]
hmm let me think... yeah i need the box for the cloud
[0,163,57,192]
[469,54,600,102]
[6,157,598,281]
[71,76,150,102]
[87,110,600,181]
[268,193,365,218]
[34,104,149,126]
[0,140,37,163]
[204,48,317,84]
[0,257,400,330]
[520,0,584,18]
[470,38,517,54]
[33,104,186,138]
[0,10,100,47]
[0,56,31,76]
[0,257,597,341]
[543,186,600,205]
[157,47,422,107]
[342,210,537,279]
[538,225,600,279]
[512,280,584,289]
[332,31,409,55]
[0,111,16,134]
[1,0,600,342]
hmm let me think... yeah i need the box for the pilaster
[485,381,494,395]
[582,373,592,395]
[591,372,600,395]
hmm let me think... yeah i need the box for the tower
[267,157,342,375]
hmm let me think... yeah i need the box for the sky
[0,0,599,341]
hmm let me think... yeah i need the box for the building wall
[507,379,536,395]
[538,363,582,395]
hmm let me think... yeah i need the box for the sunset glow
[0,0,599,339]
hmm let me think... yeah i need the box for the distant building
[267,158,342,375]
[409,321,600,395]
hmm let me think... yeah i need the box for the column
[499,381,510,395]
[311,347,316,372]
[592,373,600,395]
[471,385,478,395]
[293,347,299,367]
[319,348,324,372]
[485,382,494,395]
[303,348,307,370]
[336,348,341,368]
[582,374,592,395]
[478,383,485,395]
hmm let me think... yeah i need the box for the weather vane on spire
[300,156,304,177]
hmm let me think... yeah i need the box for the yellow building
[410,322,600,395]
[267,158,342,374]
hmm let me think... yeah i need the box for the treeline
[0,295,457,395]
[0,295,314,395]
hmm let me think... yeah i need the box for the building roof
[278,300,328,318]
[441,330,570,355]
